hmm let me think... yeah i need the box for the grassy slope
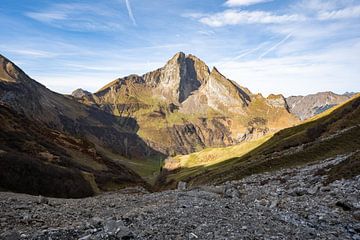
[158,94,360,189]
[163,135,273,182]
[95,145,162,185]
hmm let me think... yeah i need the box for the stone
[90,217,104,228]
[223,185,241,199]
[0,231,20,240]
[37,195,49,204]
[352,234,360,240]
[189,232,199,239]
[353,211,360,221]
[177,181,187,191]
[335,201,353,211]
[270,200,279,208]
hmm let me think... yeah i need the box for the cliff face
[78,52,299,155]
[286,92,354,120]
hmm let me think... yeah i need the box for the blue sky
[0,0,359,96]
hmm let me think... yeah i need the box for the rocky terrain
[286,91,354,120]
[1,155,359,240]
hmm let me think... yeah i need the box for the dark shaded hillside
[0,54,163,161]
[0,104,148,198]
[157,94,360,189]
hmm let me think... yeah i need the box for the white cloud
[295,0,339,12]
[25,12,67,23]
[25,3,122,32]
[225,0,272,7]
[3,49,57,58]
[198,10,306,27]
[213,40,360,96]
[318,5,360,20]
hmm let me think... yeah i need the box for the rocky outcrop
[71,88,91,99]
[165,118,235,155]
[181,67,250,115]
[286,91,354,120]
[266,94,289,110]
[145,52,210,103]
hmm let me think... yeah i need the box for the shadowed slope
[157,94,360,189]
[0,104,149,198]
[0,54,165,162]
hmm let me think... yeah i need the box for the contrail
[258,33,292,59]
[233,42,269,60]
[125,0,137,26]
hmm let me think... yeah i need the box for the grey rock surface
[0,156,359,239]
[286,91,354,120]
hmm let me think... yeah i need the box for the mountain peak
[168,52,186,64]
[148,52,210,103]
[72,88,91,99]
[0,55,25,83]
[210,66,223,78]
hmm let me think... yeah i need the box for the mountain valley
[0,52,359,240]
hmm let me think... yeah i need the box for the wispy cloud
[25,12,67,23]
[25,3,122,32]
[318,5,360,20]
[125,0,137,26]
[196,10,306,27]
[214,39,360,96]
[258,33,292,59]
[3,49,57,58]
[225,0,272,7]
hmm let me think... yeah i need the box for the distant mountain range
[286,92,356,120]
[0,52,357,197]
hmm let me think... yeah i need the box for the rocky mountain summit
[76,52,298,155]
[71,88,91,99]
[286,91,354,120]
[1,154,359,239]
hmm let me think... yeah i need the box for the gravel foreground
[1,156,359,240]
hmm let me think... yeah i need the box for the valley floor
[1,156,359,240]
